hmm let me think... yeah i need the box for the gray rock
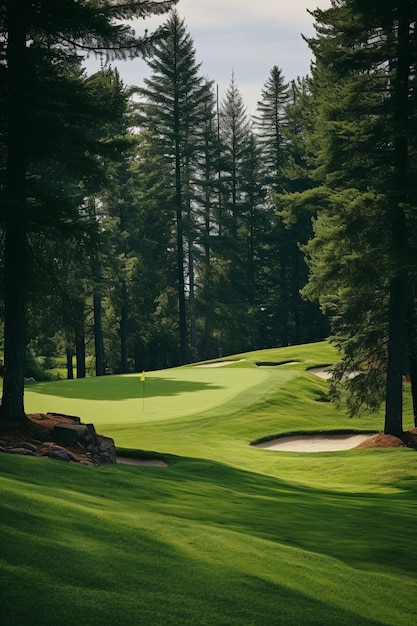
[51,424,88,444]
[8,447,35,456]
[47,412,81,423]
[16,441,38,453]
[48,449,72,462]
[98,436,116,463]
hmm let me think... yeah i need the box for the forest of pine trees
[2,2,416,434]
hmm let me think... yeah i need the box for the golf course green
[1,341,416,625]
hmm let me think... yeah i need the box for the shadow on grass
[1,453,414,625]
[27,376,223,401]
[120,454,417,576]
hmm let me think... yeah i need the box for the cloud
[176,0,322,31]
[86,0,330,115]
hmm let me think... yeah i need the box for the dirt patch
[356,429,417,449]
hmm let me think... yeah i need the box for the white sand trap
[308,367,360,380]
[196,359,246,368]
[308,367,332,379]
[116,457,168,467]
[254,433,374,452]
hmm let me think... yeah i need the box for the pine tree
[1,0,177,420]
[192,81,219,360]
[138,9,214,364]
[299,0,417,433]
[254,66,290,189]
[210,73,258,354]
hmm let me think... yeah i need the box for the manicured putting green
[24,364,274,425]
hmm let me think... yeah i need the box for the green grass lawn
[1,341,417,625]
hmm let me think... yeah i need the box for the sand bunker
[196,359,246,368]
[308,366,332,379]
[116,456,168,467]
[254,433,375,452]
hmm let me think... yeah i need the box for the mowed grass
[1,341,417,625]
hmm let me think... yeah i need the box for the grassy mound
[1,341,417,625]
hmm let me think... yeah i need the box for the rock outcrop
[0,413,116,466]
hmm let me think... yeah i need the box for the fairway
[2,342,417,626]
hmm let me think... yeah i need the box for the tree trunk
[384,276,406,435]
[75,303,86,378]
[279,236,289,347]
[120,282,129,374]
[1,229,28,420]
[188,244,197,362]
[406,295,417,427]
[409,338,417,428]
[66,347,74,380]
[93,292,105,376]
[75,334,86,379]
[0,1,29,421]
[175,133,188,364]
[384,7,411,436]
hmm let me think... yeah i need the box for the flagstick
[140,371,146,411]
[142,379,145,411]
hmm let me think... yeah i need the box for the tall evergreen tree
[254,65,290,189]
[1,0,176,420]
[256,69,326,347]
[192,81,219,360]
[288,1,417,434]
[138,9,214,364]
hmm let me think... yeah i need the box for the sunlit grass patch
[2,341,417,625]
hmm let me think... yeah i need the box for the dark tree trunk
[1,230,28,420]
[409,336,417,428]
[75,333,86,379]
[188,245,196,362]
[406,296,417,427]
[1,1,29,421]
[384,7,411,436]
[66,347,74,380]
[384,276,406,435]
[134,339,143,373]
[175,141,188,365]
[75,302,86,378]
[120,282,129,374]
[202,244,212,360]
[279,237,289,347]
[93,293,105,376]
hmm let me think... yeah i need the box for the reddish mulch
[356,428,417,449]
[0,412,92,461]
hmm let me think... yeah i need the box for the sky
[87,0,331,116]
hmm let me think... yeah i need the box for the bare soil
[355,428,417,449]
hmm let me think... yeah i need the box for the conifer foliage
[284,0,417,434]
[0,0,177,420]
[1,3,328,423]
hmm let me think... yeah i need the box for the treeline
[4,9,327,386]
[3,2,416,436]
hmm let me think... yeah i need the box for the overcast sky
[88,0,331,116]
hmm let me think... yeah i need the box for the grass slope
[1,341,417,625]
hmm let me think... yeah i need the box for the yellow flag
[140,371,146,382]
